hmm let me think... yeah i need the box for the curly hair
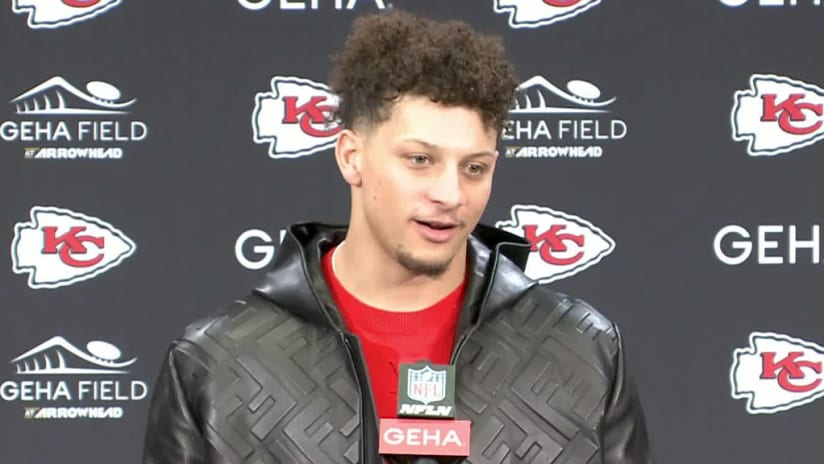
[329,10,518,133]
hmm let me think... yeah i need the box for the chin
[396,247,456,278]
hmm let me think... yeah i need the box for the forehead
[369,95,496,149]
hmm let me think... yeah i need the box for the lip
[415,220,459,243]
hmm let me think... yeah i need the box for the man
[143,10,651,464]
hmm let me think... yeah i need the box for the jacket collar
[252,222,535,332]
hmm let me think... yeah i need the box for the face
[342,95,499,277]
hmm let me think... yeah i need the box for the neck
[333,226,467,313]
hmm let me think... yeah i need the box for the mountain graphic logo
[10,76,135,116]
[512,75,616,115]
[11,336,136,375]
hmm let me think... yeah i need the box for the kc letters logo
[1,336,148,419]
[494,0,601,28]
[495,204,615,283]
[12,206,136,289]
[252,76,341,159]
[503,75,626,159]
[2,76,147,159]
[12,0,121,29]
[731,332,824,414]
[732,74,824,157]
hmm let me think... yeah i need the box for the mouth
[415,219,459,230]
[414,219,461,243]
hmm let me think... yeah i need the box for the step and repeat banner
[2,1,823,463]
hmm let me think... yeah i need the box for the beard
[396,245,453,278]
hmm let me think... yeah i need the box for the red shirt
[321,246,465,419]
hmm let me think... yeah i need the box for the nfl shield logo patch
[407,366,447,405]
[397,362,456,418]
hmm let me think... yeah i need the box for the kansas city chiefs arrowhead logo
[495,204,614,283]
[12,206,136,289]
[494,0,601,29]
[731,332,824,414]
[732,74,824,157]
[12,0,122,29]
[252,76,341,159]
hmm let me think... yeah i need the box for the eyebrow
[399,137,497,158]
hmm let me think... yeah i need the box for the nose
[426,165,465,209]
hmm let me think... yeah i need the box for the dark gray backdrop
[2,0,823,463]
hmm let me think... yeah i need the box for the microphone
[379,362,471,461]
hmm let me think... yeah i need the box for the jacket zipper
[338,245,510,462]
[341,333,381,464]
[449,327,477,365]
[343,325,475,464]
[450,245,503,365]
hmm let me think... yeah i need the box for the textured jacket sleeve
[143,344,208,464]
[601,327,653,464]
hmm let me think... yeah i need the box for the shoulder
[487,284,622,366]
[161,294,346,402]
[167,293,315,371]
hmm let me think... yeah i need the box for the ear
[334,129,363,187]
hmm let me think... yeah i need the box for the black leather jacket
[143,223,651,464]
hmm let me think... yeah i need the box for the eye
[408,154,432,166]
[466,162,487,176]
